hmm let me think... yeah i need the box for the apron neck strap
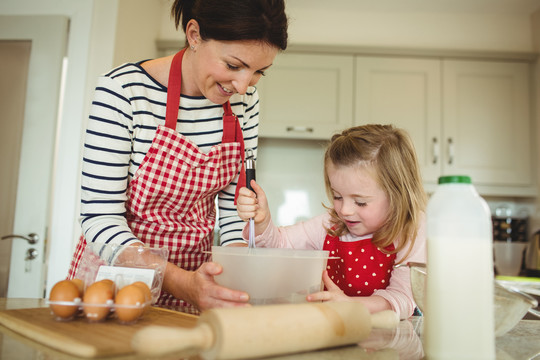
[165,49,185,130]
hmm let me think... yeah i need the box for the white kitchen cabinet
[256,53,354,139]
[355,57,442,185]
[355,56,534,196]
[442,60,531,192]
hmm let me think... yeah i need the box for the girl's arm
[236,192,331,250]
[371,215,427,319]
[307,271,393,314]
[307,215,427,319]
[236,180,272,236]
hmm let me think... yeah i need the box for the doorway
[0,41,32,297]
[0,16,68,298]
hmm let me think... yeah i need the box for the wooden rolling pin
[131,302,399,360]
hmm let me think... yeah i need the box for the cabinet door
[442,60,531,188]
[257,53,354,139]
[355,57,442,183]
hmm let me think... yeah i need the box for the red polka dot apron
[323,233,396,297]
[68,48,247,314]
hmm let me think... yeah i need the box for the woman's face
[327,162,390,237]
[185,39,278,104]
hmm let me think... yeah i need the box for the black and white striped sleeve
[79,76,144,249]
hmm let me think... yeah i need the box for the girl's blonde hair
[324,124,427,260]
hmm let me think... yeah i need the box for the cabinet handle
[286,126,314,133]
[432,137,439,165]
[447,138,454,165]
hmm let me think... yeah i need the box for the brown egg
[131,281,152,304]
[114,284,145,323]
[49,280,80,319]
[83,280,114,321]
[130,281,152,314]
[97,279,116,293]
[71,278,85,297]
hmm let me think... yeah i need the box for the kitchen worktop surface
[0,298,538,360]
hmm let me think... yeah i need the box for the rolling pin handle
[370,310,400,329]
[131,323,214,356]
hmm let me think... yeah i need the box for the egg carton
[47,296,152,324]
[47,278,153,324]
[73,244,169,304]
[48,244,169,324]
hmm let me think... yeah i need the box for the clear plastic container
[47,244,168,324]
[494,241,527,276]
[211,246,330,305]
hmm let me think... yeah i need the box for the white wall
[285,6,535,52]
[158,0,181,42]
[113,0,163,67]
[158,1,539,52]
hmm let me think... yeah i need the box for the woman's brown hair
[324,124,427,262]
[171,0,288,50]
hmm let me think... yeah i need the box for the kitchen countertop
[0,298,538,360]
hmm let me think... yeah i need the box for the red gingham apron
[68,49,247,314]
[323,233,396,296]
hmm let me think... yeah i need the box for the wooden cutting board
[0,306,198,358]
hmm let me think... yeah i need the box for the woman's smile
[218,83,234,96]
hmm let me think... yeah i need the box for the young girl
[236,124,427,319]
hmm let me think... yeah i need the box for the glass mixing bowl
[405,262,539,337]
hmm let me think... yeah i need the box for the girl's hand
[163,262,250,311]
[236,180,271,228]
[306,270,351,302]
[307,271,394,315]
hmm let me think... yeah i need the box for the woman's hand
[306,270,350,302]
[236,180,271,233]
[163,262,250,312]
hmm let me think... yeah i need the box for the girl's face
[327,162,390,237]
[185,39,278,104]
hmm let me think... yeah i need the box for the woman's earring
[190,45,195,51]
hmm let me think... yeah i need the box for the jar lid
[438,175,471,184]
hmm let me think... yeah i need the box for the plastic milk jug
[424,175,495,359]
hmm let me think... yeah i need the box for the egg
[71,278,85,297]
[97,279,116,293]
[114,284,146,323]
[49,280,80,319]
[83,280,114,321]
[131,281,152,305]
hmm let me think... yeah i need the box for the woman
[67,0,288,314]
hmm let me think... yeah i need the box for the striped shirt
[80,62,259,249]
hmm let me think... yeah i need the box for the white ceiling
[287,0,540,15]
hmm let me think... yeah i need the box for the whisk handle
[246,149,256,191]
